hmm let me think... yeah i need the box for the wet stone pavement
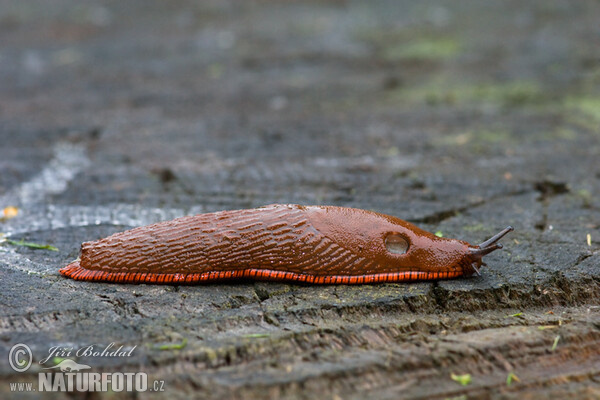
[1,1,599,399]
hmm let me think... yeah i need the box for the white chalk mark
[0,247,55,275]
[0,141,205,277]
[0,204,189,236]
[0,142,90,207]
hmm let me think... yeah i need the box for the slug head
[464,226,514,276]
[306,206,512,277]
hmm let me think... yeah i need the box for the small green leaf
[551,335,560,351]
[450,373,471,386]
[6,239,58,251]
[435,231,444,238]
[155,338,187,351]
[507,312,523,317]
[506,372,520,386]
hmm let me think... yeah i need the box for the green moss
[202,347,218,363]
[433,129,513,147]
[436,125,577,149]
[472,129,513,143]
[384,38,460,62]
[575,189,593,208]
[391,80,544,108]
[266,287,292,297]
[445,81,541,106]
[565,96,600,125]
[552,128,577,140]
[463,224,485,232]
[207,63,223,79]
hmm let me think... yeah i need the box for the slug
[60,204,513,284]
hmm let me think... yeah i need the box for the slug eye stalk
[478,226,514,249]
[470,243,503,257]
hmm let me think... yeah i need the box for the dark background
[1,1,599,398]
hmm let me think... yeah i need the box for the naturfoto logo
[39,343,136,365]
[8,343,165,393]
[43,359,91,372]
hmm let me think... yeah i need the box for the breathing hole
[385,234,409,254]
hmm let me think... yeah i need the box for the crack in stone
[534,180,570,201]
[533,180,570,231]
[409,189,531,224]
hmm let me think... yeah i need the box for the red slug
[60,204,513,284]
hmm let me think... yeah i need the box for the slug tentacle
[59,204,513,285]
[465,226,514,277]
[478,226,514,248]
[470,243,503,257]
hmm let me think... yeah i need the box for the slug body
[60,204,512,284]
